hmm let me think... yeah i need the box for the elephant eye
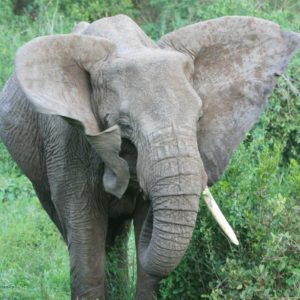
[118,116,133,135]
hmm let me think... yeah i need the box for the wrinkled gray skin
[0,15,299,299]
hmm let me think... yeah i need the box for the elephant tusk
[203,187,239,246]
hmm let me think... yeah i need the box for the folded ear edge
[87,125,130,199]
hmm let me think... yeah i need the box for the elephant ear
[159,16,300,184]
[71,21,90,34]
[16,34,129,198]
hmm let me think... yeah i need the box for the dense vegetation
[0,0,299,299]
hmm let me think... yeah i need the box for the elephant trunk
[137,127,207,277]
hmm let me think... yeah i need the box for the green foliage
[0,0,300,299]
[263,76,300,165]
[58,0,134,22]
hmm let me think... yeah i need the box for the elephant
[0,14,299,299]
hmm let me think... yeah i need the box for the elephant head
[15,15,300,278]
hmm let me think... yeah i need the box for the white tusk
[203,187,239,246]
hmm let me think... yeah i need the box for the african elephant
[0,14,299,299]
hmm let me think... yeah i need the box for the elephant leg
[67,213,107,300]
[57,196,108,300]
[133,197,160,300]
[105,218,131,299]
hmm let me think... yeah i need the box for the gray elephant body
[0,29,144,298]
[0,15,299,299]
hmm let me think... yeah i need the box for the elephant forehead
[95,49,202,127]
[104,49,192,79]
[100,49,198,107]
